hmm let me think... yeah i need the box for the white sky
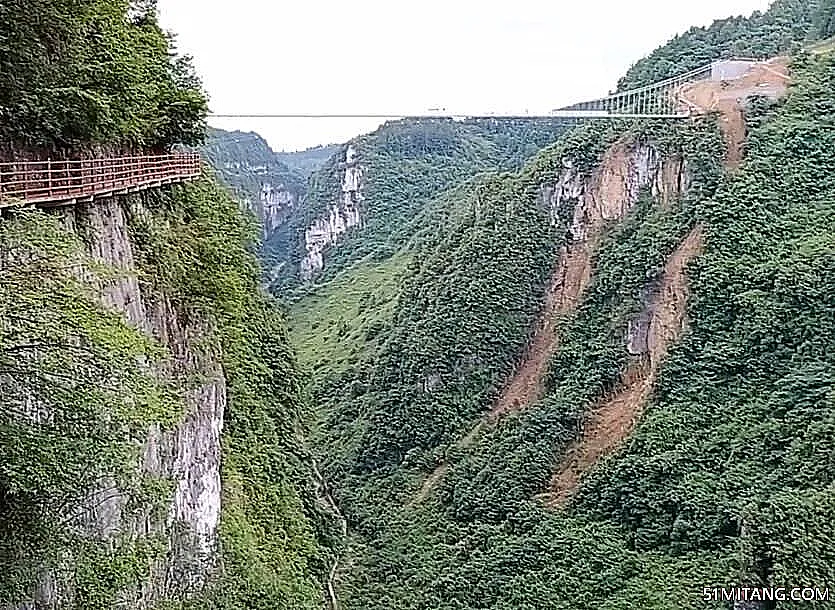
[157,0,772,152]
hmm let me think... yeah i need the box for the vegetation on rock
[283,1,835,608]
[4,0,835,607]
[0,211,177,604]
[264,117,570,292]
[131,178,331,608]
[0,0,206,150]
[201,128,307,209]
[0,1,328,606]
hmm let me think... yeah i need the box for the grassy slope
[289,253,410,380]
[287,3,831,609]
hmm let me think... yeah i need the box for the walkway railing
[0,153,202,208]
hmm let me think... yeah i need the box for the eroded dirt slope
[544,224,704,507]
[539,61,789,507]
[680,58,789,168]
[413,241,595,504]
[414,139,685,503]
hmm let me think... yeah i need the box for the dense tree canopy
[201,128,307,209]
[618,0,817,89]
[263,118,570,293]
[815,0,835,39]
[0,0,207,149]
[283,1,835,608]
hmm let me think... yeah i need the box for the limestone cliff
[201,129,305,237]
[417,136,692,501]
[19,193,225,608]
[300,145,364,280]
[256,183,297,236]
[544,141,689,238]
[500,137,690,415]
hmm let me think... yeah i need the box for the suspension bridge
[0,57,786,208]
[209,58,775,120]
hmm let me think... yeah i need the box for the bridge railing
[0,152,202,207]
[550,58,764,118]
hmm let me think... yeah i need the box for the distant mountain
[277,144,341,176]
[263,117,571,293]
[201,128,338,237]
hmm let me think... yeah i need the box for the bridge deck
[0,153,201,208]
[213,59,782,121]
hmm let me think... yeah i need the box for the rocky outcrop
[22,193,226,608]
[300,145,363,280]
[258,183,296,236]
[201,129,305,238]
[544,140,690,238]
[546,225,703,508]
[627,282,658,356]
[417,137,691,503]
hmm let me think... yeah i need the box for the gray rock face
[627,282,660,356]
[544,140,689,240]
[258,183,296,236]
[540,139,690,360]
[20,193,226,608]
[300,145,363,280]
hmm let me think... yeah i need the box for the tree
[814,0,835,39]
[0,0,207,149]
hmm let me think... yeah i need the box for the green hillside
[201,128,339,211]
[0,3,328,608]
[285,1,835,608]
[3,0,835,608]
[201,128,306,206]
[264,117,571,293]
[277,144,341,176]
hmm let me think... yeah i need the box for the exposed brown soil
[542,61,785,507]
[543,225,703,508]
[679,58,789,169]
[489,242,594,422]
[481,138,639,426]
[413,240,596,504]
[413,139,641,504]
[415,59,788,507]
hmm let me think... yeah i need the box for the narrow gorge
[3,0,835,609]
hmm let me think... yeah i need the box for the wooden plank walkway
[0,153,201,208]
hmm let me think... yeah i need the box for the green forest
[0,2,328,609]
[279,0,835,608]
[0,0,206,149]
[201,128,307,206]
[263,117,571,294]
[2,0,835,608]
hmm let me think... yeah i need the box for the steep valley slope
[284,1,835,609]
[262,118,570,294]
[201,128,337,238]
[3,0,835,609]
[0,4,332,609]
